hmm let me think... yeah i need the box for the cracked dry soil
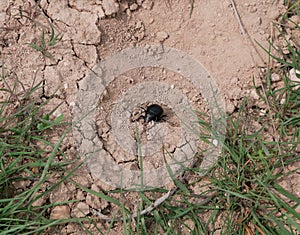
[0,0,299,234]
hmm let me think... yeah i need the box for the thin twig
[189,0,194,18]
[229,0,265,64]
[230,0,286,168]
[230,0,246,35]
[92,189,215,222]
[93,156,213,222]
[287,0,291,9]
[94,176,181,222]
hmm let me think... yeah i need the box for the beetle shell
[145,104,164,123]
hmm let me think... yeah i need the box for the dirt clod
[71,202,90,218]
[102,0,119,16]
[1,0,298,233]
[156,31,169,42]
[50,206,71,219]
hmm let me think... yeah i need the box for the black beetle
[144,104,164,123]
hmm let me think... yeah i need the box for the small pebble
[53,109,62,117]
[271,73,281,82]
[259,109,267,116]
[250,90,259,100]
[137,0,143,6]
[130,3,138,11]
[156,31,169,42]
[69,101,75,106]
[142,0,154,10]
[226,101,235,114]
[289,68,300,90]
[50,206,70,219]
[149,18,154,24]
[212,139,219,147]
[135,21,143,29]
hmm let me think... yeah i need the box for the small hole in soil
[129,102,180,145]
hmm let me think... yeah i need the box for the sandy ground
[0,0,299,234]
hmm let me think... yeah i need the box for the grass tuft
[0,60,74,234]
[0,1,299,234]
